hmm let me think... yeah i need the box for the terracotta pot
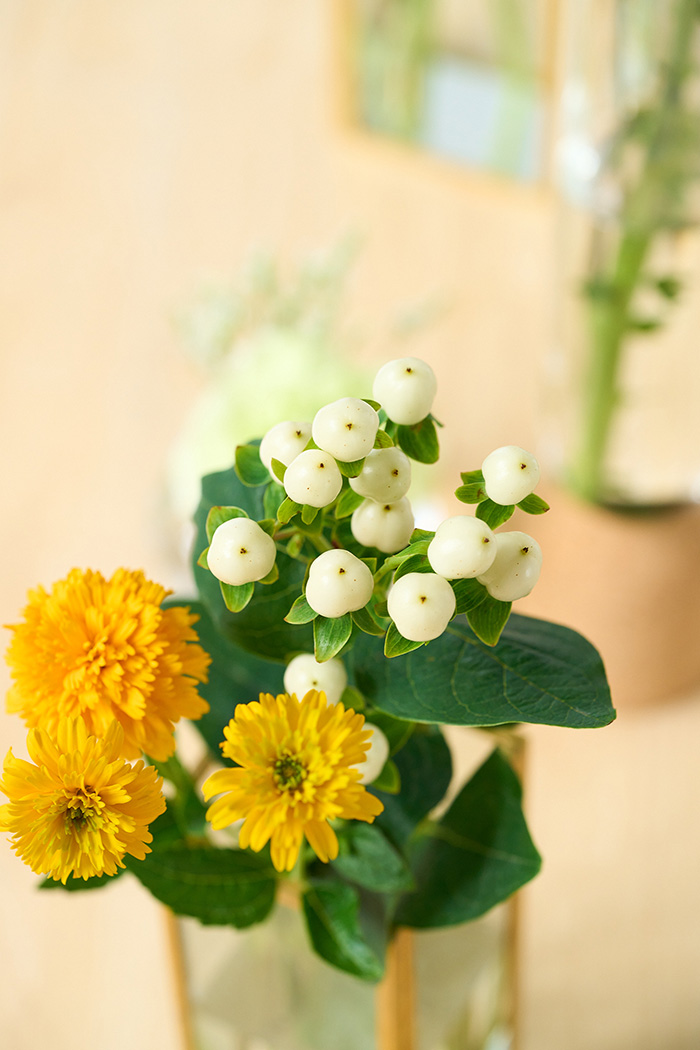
[513,486,700,709]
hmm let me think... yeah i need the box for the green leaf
[455,482,488,504]
[476,499,515,529]
[235,444,270,487]
[517,493,550,515]
[382,538,431,571]
[205,505,248,543]
[257,518,277,537]
[270,457,287,483]
[373,428,394,449]
[392,552,431,582]
[301,503,320,525]
[220,580,255,613]
[39,870,124,892]
[258,562,279,586]
[285,594,319,624]
[395,750,541,927]
[450,577,488,614]
[362,399,382,412]
[197,546,210,570]
[371,728,452,848]
[126,846,277,928]
[460,469,485,486]
[351,604,386,636]
[337,458,366,478]
[370,758,401,794]
[655,275,682,300]
[335,486,364,518]
[466,593,512,646]
[194,467,313,662]
[163,599,284,760]
[340,684,366,711]
[314,613,353,662]
[263,481,286,520]
[347,613,615,729]
[276,497,300,525]
[396,417,439,464]
[302,881,384,981]
[384,622,424,658]
[332,824,413,892]
[627,315,662,333]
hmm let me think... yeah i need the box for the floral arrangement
[1,356,614,983]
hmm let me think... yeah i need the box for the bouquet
[1,356,614,984]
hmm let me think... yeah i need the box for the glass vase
[546,0,700,507]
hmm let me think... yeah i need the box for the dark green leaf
[351,604,386,636]
[396,750,541,927]
[39,870,124,891]
[370,758,401,794]
[517,493,550,515]
[235,444,270,487]
[127,846,276,928]
[285,593,319,624]
[340,684,366,710]
[347,614,615,729]
[263,481,286,520]
[332,824,413,892]
[384,622,424,658]
[655,275,682,300]
[314,613,353,661]
[450,577,488,614]
[335,486,365,518]
[337,458,366,478]
[466,594,512,646]
[363,710,414,755]
[383,537,431,571]
[205,505,248,543]
[476,499,515,529]
[371,727,452,848]
[392,552,431,581]
[396,417,439,464]
[302,881,384,981]
[220,580,255,614]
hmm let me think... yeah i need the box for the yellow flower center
[273,753,307,791]
[56,787,106,834]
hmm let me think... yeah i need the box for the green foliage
[475,499,515,529]
[517,493,550,515]
[450,578,488,615]
[235,444,270,487]
[370,758,401,794]
[466,593,512,646]
[127,846,277,928]
[392,552,432,581]
[331,824,413,893]
[373,428,394,449]
[270,457,287,483]
[313,613,353,661]
[384,622,424,658]
[277,496,300,524]
[348,614,615,729]
[455,481,488,504]
[372,728,452,849]
[205,505,248,543]
[336,458,366,478]
[220,580,255,613]
[335,486,364,518]
[395,416,440,463]
[39,871,123,892]
[396,750,541,927]
[302,881,384,982]
[351,604,386,636]
[285,594,319,624]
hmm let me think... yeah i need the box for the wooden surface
[0,3,698,1049]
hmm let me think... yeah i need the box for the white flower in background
[355,723,390,785]
[283,654,348,706]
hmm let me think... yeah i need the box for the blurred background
[1,2,699,1048]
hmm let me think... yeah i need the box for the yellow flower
[0,717,166,883]
[5,568,211,761]
[202,691,384,873]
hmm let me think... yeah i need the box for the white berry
[349,447,411,502]
[283,449,342,508]
[312,398,379,462]
[372,357,437,426]
[356,723,390,785]
[477,531,542,601]
[387,572,456,642]
[259,420,311,473]
[207,517,276,586]
[428,515,496,579]
[351,498,415,554]
[481,445,540,505]
[283,654,347,705]
[305,549,374,618]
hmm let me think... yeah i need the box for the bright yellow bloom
[0,717,166,883]
[203,691,384,873]
[5,568,211,761]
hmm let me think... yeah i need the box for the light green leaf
[235,444,270,487]
[205,505,249,543]
[314,613,353,662]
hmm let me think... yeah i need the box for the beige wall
[0,3,698,1049]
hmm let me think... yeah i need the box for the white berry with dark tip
[312,398,379,462]
[349,447,412,502]
[283,449,342,508]
[372,357,437,426]
[428,515,496,579]
[259,420,311,473]
[477,531,542,601]
[481,445,540,505]
[283,654,348,705]
[351,498,415,554]
[387,572,456,641]
[305,549,374,618]
[356,723,390,785]
[207,517,277,586]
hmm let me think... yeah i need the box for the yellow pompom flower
[202,691,384,873]
[5,568,211,761]
[0,717,166,883]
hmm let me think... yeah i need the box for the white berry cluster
[200,354,547,663]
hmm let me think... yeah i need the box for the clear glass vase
[172,901,515,1050]
[546,0,700,506]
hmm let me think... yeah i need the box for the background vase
[544,0,700,507]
